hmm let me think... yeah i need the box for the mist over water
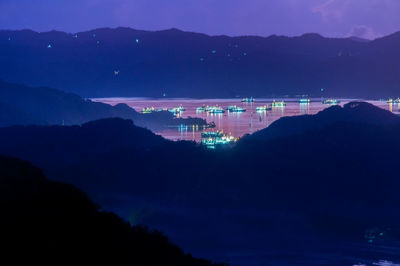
[94,98,398,141]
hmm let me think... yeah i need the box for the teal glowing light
[387,98,400,104]
[196,105,208,112]
[201,131,237,149]
[226,105,246,112]
[169,105,186,115]
[141,107,156,114]
[241,97,254,103]
[271,101,286,107]
[206,106,225,113]
[256,105,272,112]
[322,99,340,105]
[299,99,310,104]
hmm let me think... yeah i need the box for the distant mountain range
[1,27,399,98]
[0,79,207,129]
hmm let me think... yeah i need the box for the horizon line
[1,26,399,41]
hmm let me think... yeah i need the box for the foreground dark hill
[1,28,400,98]
[0,156,224,266]
[1,102,400,264]
[234,102,400,220]
[0,79,207,129]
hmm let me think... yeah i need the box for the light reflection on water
[93,98,398,142]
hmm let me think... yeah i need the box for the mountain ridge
[2,26,400,40]
[1,27,400,98]
[0,78,208,129]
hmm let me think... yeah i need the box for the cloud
[311,0,350,21]
[349,25,382,40]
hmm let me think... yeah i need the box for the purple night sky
[1,0,400,39]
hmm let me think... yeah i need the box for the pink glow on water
[93,98,398,142]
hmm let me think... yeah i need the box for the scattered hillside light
[200,57,205,61]
[47,44,52,48]
[243,52,247,56]
[73,34,78,38]
[93,34,96,38]
[211,50,216,54]
[234,44,238,48]
[97,41,100,44]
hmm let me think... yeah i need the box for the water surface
[94,98,398,142]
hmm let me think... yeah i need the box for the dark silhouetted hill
[1,102,400,264]
[0,79,207,129]
[0,118,174,165]
[242,101,400,142]
[0,155,226,266]
[1,28,400,98]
